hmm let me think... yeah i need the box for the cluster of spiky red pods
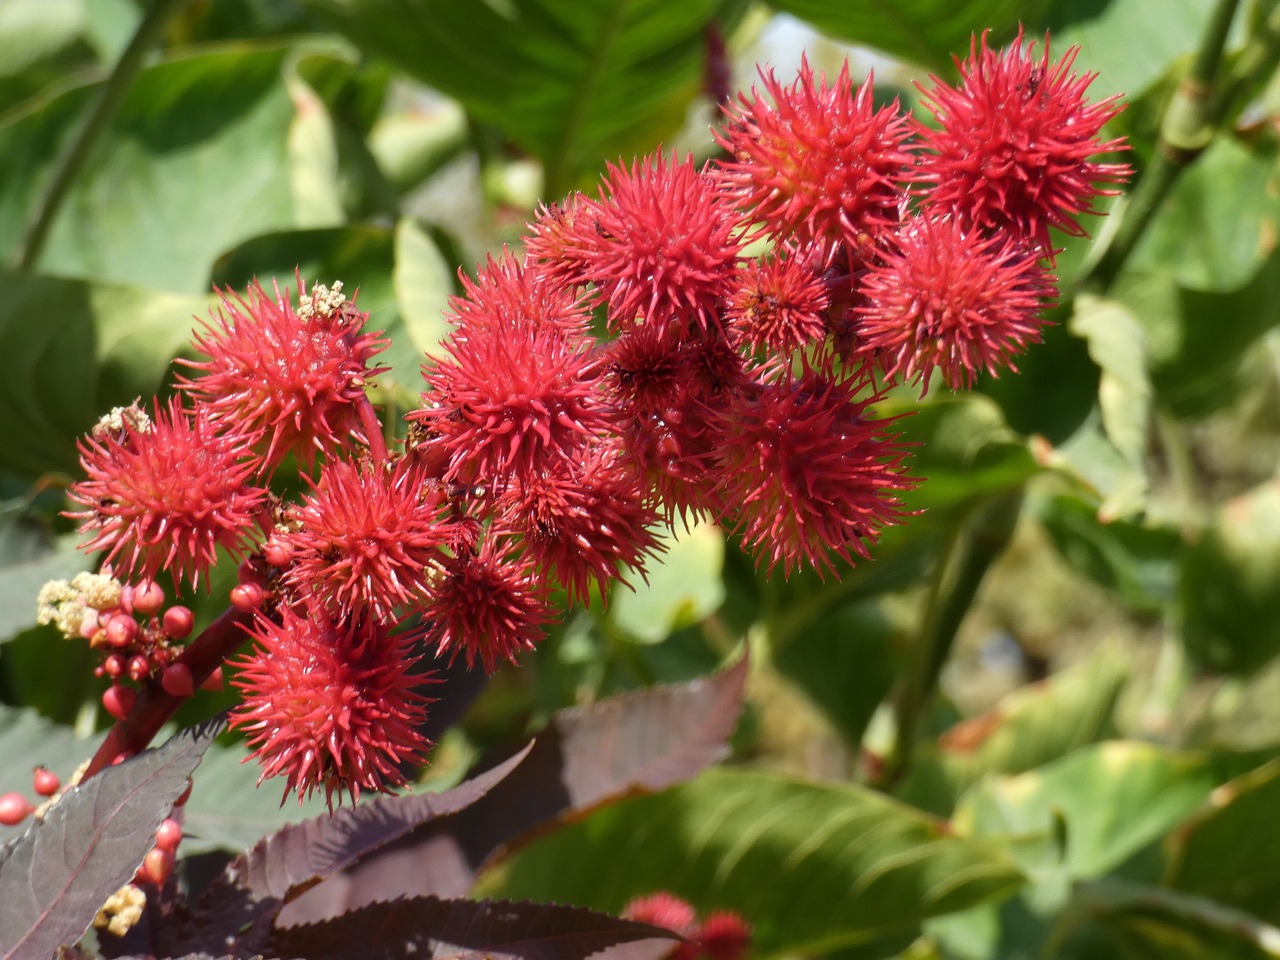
[36,31,1127,808]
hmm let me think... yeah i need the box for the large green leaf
[0,44,321,292]
[1179,480,1280,676]
[955,741,1216,884]
[0,270,209,477]
[1164,760,1280,925]
[489,768,1023,958]
[766,0,1031,72]
[895,645,1128,816]
[609,519,725,644]
[302,0,749,193]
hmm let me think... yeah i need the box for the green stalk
[1086,0,1241,289]
[11,0,188,272]
[875,491,1023,789]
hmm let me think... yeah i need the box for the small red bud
[132,580,165,617]
[0,792,33,826]
[102,684,136,721]
[161,663,195,698]
[32,767,60,797]
[104,614,138,647]
[154,817,183,853]
[162,605,195,639]
[102,653,125,678]
[230,582,266,612]
[263,540,292,568]
[140,847,174,886]
[127,654,151,683]
[199,666,224,692]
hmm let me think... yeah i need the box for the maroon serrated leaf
[0,716,224,960]
[269,896,677,960]
[159,744,534,957]
[284,656,748,922]
[226,741,534,903]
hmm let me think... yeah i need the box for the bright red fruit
[0,792,32,826]
[32,767,60,797]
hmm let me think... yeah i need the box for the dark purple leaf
[0,717,224,960]
[286,657,748,921]
[162,744,533,957]
[269,896,677,960]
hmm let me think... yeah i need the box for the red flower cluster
[63,29,1126,806]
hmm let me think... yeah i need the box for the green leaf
[301,0,749,193]
[610,519,725,644]
[955,741,1216,883]
[767,0,1031,72]
[1165,760,1280,926]
[1179,479,1280,675]
[1068,293,1151,518]
[895,645,1128,815]
[0,44,310,291]
[489,768,1023,957]
[1035,492,1180,613]
[393,216,455,362]
[883,393,1041,513]
[1033,0,1228,102]
[0,703,100,792]
[0,520,91,643]
[0,270,209,477]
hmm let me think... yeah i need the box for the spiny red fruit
[529,153,743,332]
[280,457,453,620]
[725,245,831,356]
[0,792,33,826]
[180,278,389,469]
[709,369,914,577]
[68,399,267,590]
[698,912,752,960]
[413,259,612,484]
[856,214,1057,389]
[33,767,60,797]
[915,29,1130,255]
[424,538,554,673]
[229,605,433,807]
[497,447,662,606]
[716,56,913,250]
[623,893,699,960]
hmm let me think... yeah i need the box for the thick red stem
[81,605,254,781]
[355,392,388,463]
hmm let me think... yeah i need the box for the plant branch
[1085,0,1243,289]
[81,604,253,781]
[875,491,1023,789]
[11,0,188,272]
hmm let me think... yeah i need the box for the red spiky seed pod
[856,214,1057,389]
[280,457,453,621]
[424,537,554,673]
[716,57,914,250]
[915,29,1130,255]
[179,278,389,469]
[68,399,267,590]
[229,605,433,807]
[725,246,831,356]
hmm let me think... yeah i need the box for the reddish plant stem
[355,392,389,463]
[81,605,254,781]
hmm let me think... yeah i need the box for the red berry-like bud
[200,666,224,692]
[698,912,752,960]
[103,653,125,678]
[230,582,265,612]
[140,847,174,886]
[0,792,32,826]
[161,663,195,698]
[104,614,138,647]
[102,684,136,721]
[263,539,292,568]
[127,654,151,683]
[32,767,60,797]
[154,817,183,853]
[163,605,194,639]
[132,579,165,616]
